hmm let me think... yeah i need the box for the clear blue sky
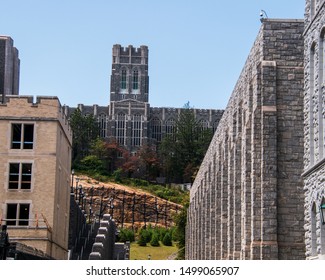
[1,0,305,109]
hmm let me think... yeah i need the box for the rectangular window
[9,163,32,190]
[6,203,30,226]
[133,70,139,90]
[121,70,127,90]
[11,123,34,149]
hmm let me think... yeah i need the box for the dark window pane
[21,163,32,189]
[23,124,34,149]
[11,124,22,149]
[18,204,30,226]
[6,204,17,225]
[9,163,19,189]
[133,70,138,90]
[121,70,127,89]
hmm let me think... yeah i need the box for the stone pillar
[250,71,262,259]
[221,137,228,259]
[233,107,242,260]
[260,61,278,259]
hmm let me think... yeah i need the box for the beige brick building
[0,95,72,259]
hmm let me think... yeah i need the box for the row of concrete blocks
[89,214,116,260]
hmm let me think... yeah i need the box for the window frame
[8,162,33,190]
[11,123,35,150]
[6,202,31,226]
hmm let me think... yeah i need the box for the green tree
[162,232,172,246]
[159,105,213,183]
[173,203,188,259]
[69,108,99,164]
[150,232,160,247]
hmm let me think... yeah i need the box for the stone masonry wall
[303,0,325,259]
[186,19,305,260]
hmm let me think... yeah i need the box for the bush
[112,168,123,183]
[150,233,160,247]
[137,228,152,246]
[162,232,172,246]
[137,233,147,246]
[79,155,104,172]
[118,228,135,242]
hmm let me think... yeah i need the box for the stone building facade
[303,0,325,260]
[0,36,19,103]
[186,19,306,260]
[0,95,72,259]
[64,44,224,154]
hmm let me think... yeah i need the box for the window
[121,69,127,90]
[132,114,142,147]
[213,120,219,133]
[151,118,162,142]
[166,118,176,140]
[132,69,139,90]
[116,113,126,146]
[11,123,34,149]
[6,203,30,226]
[310,43,316,165]
[321,198,325,254]
[311,203,317,257]
[200,119,209,131]
[9,163,32,190]
[98,114,107,138]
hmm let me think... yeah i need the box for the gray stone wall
[303,0,325,260]
[186,19,305,260]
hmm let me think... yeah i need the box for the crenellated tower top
[110,44,149,103]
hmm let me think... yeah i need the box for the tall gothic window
[213,120,219,133]
[166,118,176,140]
[132,114,142,147]
[320,30,325,158]
[310,43,316,165]
[311,203,317,257]
[98,114,107,138]
[200,119,209,130]
[321,198,325,255]
[121,69,127,90]
[151,118,162,142]
[132,69,139,91]
[116,113,126,146]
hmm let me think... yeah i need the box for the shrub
[137,233,147,246]
[118,228,135,242]
[162,232,172,246]
[150,233,160,247]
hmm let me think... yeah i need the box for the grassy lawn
[130,242,178,260]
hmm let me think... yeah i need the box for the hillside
[73,175,184,229]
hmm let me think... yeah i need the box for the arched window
[213,120,219,133]
[121,69,127,90]
[151,118,162,142]
[116,113,126,146]
[132,114,142,147]
[166,118,176,140]
[200,119,209,130]
[321,198,325,254]
[310,43,316,165]
[320,29,325,158]
[311,203,317,257]
[98,114,107,138]
[132,69,139,91]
